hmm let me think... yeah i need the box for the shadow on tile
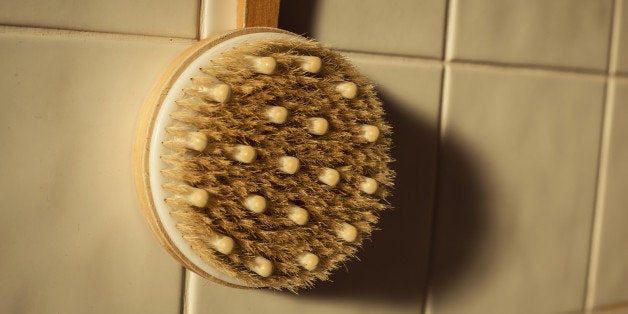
[278,0,318,36]
[279,1,488,305]
[293,92,488,305]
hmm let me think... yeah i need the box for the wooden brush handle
[237,0,281,28]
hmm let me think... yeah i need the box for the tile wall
[0,1,626,313]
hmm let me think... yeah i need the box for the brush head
[134,28,394,291]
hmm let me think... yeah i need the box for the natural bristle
[162,38,393,291]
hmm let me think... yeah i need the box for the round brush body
[134,27,393,291]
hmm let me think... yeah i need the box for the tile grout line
[0,23,625,80]
[180,267,189,314]
[184,271,203,314]
[443,0,457,61]
[335,48,443,63]
[339,50,443,68]
[422,0,454,313]
[608,0,623,75]
[445,59,608,79]
[423,66,452,314]
[0,24,197,43]
[183,3,229,307]
[338,48,622,80]
[584,80,615,313]
[183,1,210,310]
[584,0,620,311]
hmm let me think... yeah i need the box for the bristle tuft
[160,38,393,290]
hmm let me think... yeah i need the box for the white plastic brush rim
[149,30,298,287]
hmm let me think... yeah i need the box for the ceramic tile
[0,0,199,38]
[615,0,628,74]
[187,55,443,314]
[279,0,447,58]
[449,0,613,71]
[0,28,191,313]
[427,66,605,313]
[187,272,419,314]
[590,79,628,308]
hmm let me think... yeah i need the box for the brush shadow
[278,0,319,37]
[295,90,486,304]
[299,92,439,302]
[278,0,488,305]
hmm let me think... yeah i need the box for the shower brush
[133,13,393,291]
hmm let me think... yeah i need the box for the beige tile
[187,54,443,314]
[615,0,628,74]
[0,0,199,38]
[590,79,628,308]
[449,0,613,71]
[0,28,191,313]
[279,0,447,58]
[187,273,420,314]
[427,66,605,313]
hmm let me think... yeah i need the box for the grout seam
[422,65,451,314]
[608,0,622,75]
[339,50,443,68]
[588,80,613,313]
[334,48,443,62]
[447,58,607,78]
[182,3,206,311]
[0,24,197,43]
[183,270,201,314]
[180,267,188,314]
[422,0,453,313]
[0,23,626,80]
[584,0,619,310]
[584,78,615,313]
[337,49,619,80]
[443,0,456,61]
